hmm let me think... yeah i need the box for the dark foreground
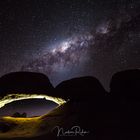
[0,69,140,140]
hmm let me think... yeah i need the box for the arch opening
[0,93,66,117]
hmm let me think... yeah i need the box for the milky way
[0,0,139,89]
[21,11,140,87]
[21,33,95,85]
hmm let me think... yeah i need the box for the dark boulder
[12,112,21,117]
[12,112,27,118]
[0,72,54,97]
[55,76,107,101]
[110,69,140,139]
[22,112,27,118]
[110,69,140,98]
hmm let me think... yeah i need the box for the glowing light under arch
[0,93,66,109]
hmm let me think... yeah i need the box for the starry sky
[0,0,140,91]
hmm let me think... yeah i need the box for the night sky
[0,0,140,90]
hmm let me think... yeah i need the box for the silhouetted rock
[12,112,21,118]
[21,113,27,118]
[55,76,107,101]
[12,112,27,118]
[0,72,54,97]
[4,71,140,139]
[110,69,140,139]
[54,76,110,138]
[110,69,140,98]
